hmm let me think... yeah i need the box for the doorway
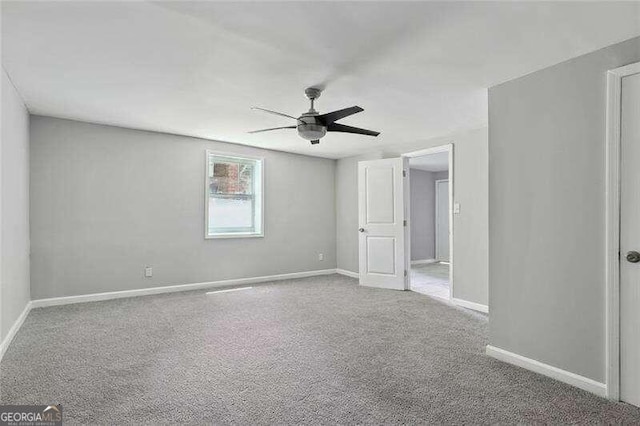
[404,145,453,301]
[605,62,640,405]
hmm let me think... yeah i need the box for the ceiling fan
[249,87,380,145]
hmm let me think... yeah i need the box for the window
[205,151,263,238]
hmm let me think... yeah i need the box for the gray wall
[1,68,30,341]
[410,169,436,261]
[409,169,449,261]
[433,171,449,181]
[30,116,336,299]
[336,127,488,306]
[488,36,640,383]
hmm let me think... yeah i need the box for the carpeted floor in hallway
[1,274,639,424]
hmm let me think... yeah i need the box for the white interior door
[358,157,408,290]
[435,179,450,262]
[620,70,640,407]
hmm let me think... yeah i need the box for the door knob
[359,228,365,233]
[626,251,640,263]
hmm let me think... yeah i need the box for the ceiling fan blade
[316,106,364,126]
[251,107,298,120]
[317,106,364,125]
[326,123,380,137]
[248,126,296,134]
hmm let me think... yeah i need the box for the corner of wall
[1,66,32,353]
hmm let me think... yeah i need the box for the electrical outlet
[454,203,461,214]
[144,266,153,278]
[318,253,324,261]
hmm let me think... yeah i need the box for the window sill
[205,233,264,240]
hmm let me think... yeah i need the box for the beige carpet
[2,274,639,424]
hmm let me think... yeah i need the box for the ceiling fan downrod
[304,87,322,113]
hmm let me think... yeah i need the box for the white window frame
[205,150,264,239]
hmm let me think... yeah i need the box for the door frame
[403,143,454,301]
[435,179,450,262]
[605,61,640,401]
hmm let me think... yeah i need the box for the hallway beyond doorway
[411,262,449,300]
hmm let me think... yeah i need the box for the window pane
[211,161,253,195]
[209,196,254,232]
[238,164,253,194]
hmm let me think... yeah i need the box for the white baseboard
[336,269,359,279]
[0,301,32,363]
[486,345,607,397]
[411,259,437,265]
[452,298,489,313]
[31,269,338,308]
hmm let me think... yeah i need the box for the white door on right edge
[435,179,449,262]
[620,69,640,408]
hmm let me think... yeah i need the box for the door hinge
[402,170,407,177]
[404,270,408,277]
[403,220,407,227]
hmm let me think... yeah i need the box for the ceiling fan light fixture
[297,123,327,140]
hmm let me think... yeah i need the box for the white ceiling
[2,2,639,159]
[410,152,449,172]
